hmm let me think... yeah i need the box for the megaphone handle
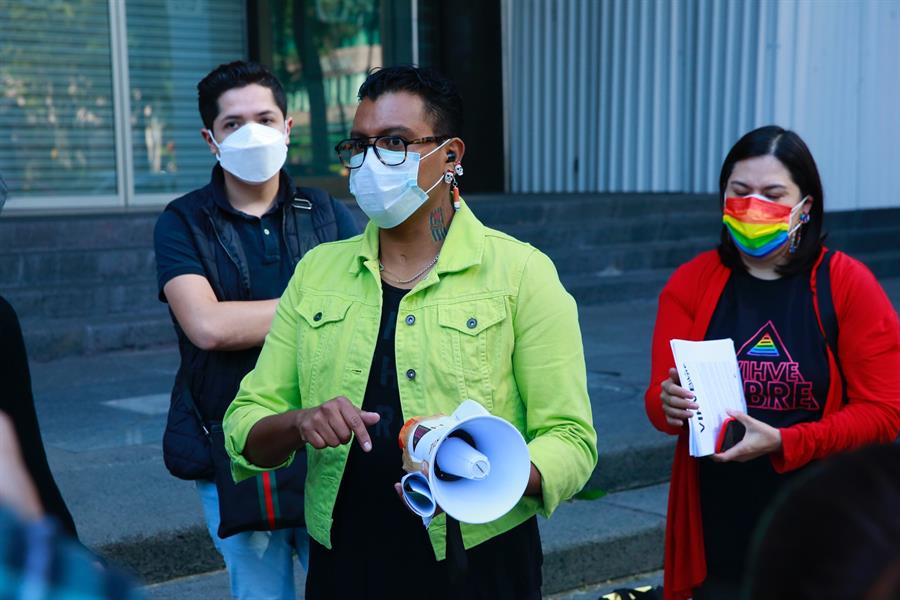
[445,515,469,587]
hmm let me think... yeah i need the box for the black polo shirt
[155,167,294,301]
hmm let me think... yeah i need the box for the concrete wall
[502,0,900,212]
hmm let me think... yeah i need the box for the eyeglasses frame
[334,135,451,168]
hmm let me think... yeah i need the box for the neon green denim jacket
[223,200,597,559]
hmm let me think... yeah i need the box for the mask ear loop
[208,130,222,156]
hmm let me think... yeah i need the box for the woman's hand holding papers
[660,368,701,428]
[711,410,783,463]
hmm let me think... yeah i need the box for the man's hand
[711,411,783,463]
[296,396,380,452]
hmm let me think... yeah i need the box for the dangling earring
[450,162,463,210]
[789,213,811,254]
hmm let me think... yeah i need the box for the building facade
[1,0,898,213]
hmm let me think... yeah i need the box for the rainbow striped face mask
[722,194,809,258]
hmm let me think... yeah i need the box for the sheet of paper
[670,338,747,457]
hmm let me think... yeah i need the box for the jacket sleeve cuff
[224,405,296,483]
[770,426,803,474]
[527,429,598,517]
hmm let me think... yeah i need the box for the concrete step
[560,247,900,307]
[0,246,156,289]
[497,212,724,250]
[0,211,159,252]
[138,485,667,599]
[563,269,671,305]
[858,249,900,280]
[471,193,715,226]
[6,278,161,320]
[21,309,174,361]
[540,484,667,595]
[548,237,715,276]
[0,193,714,257]
[531,222,900,274]
[144,568,302,600]
[827,227,900,256]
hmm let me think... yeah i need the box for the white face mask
[209,122,288,184]
[349,139,451,229]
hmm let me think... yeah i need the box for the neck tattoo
[429,206,449,242]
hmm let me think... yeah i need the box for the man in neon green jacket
[223,66,597,599]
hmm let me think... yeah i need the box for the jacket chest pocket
[295,295,352,405]
[436,297,508,410]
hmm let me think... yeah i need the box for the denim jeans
[196,480,309,600]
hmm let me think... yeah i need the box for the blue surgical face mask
[349,139,451,229]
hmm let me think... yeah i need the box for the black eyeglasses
[334,135,449,168]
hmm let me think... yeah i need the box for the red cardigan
[645,248,900,600]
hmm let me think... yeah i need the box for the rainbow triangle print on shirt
[747,333,779,357]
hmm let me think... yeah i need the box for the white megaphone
[398,400,531,524]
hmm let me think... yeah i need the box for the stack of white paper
[670,338,747,457]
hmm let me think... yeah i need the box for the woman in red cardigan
[645,125,900,600]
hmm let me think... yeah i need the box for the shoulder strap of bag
[291,193,318,259]
[180,377,210,437]
[815,250,848,402]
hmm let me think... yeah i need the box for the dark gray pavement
[25,276,900,597]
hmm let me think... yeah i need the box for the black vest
[161,167,347,478]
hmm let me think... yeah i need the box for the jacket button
[405,314,416,326]
[406,369,416,380]
[313,312,322,321]
[467,317,478,329]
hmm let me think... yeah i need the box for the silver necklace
[379,253,440,285]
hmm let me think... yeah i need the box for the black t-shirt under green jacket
[0,296,77,538]
[305,283,543,600]
[700,269,829,586]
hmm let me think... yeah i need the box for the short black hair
[357,66,464,138]
[197,61,287,130]
[717,125,825,277]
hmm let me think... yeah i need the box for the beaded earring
[789,213,811,254]
[446,162,464,210]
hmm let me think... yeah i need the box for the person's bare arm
[243,396,380,468]
[0,412,43,521]
[164,274,279,351]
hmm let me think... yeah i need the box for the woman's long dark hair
[717,125,825,276]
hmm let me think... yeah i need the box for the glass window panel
[126,0,246,195]
[0,0,117,199]
[268,0,381,183]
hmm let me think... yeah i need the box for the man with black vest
[153,61,358,600]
